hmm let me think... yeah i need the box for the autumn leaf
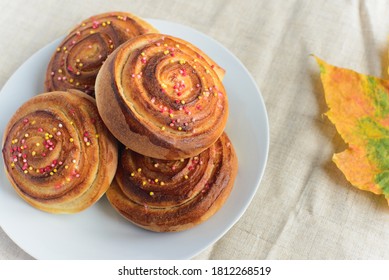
[316,56,389,201]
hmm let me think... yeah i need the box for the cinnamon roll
[95,33,228,160]
[1,90,118,213]
[44,11,158,96]
[106,132,238,232]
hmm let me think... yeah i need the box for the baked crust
[95,33,229,160]
[44,11,158,96]
[1,90,118,213]
[106,132,238,232]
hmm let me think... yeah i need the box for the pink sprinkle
[75,174,80,178]
[156,42,161,46]
[57,77,62,81]
[131,73,136,78]
[67,66,74,72]
[92,20,99,29]
[58,161,63,165]
[88,45,92,49]
[38,128,43,132]
[83,136,88,142]
[51,71,55,76]
[56,131,61,136]
[23,118,29,124]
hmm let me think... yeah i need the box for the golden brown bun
[95,33,229,160]
[1,90,118,213]
[44,11,158,97]
[106,132,238,232]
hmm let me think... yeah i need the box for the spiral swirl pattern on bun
[1,90,118,213]
[45,12,158,96]
[95,33,228,160]
[106,132,238,232]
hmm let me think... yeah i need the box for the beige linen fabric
[2,0,389,259]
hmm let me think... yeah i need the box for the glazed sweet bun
[106,132,238,232]
[95,33,228,160]
[44,11,158,96]
[1,90,118,213]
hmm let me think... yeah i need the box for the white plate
[0,19,269,259]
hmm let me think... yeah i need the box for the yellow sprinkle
[36,143,40,147]
[178,127,182,131]
[49,134,53,138]
[70,121,74,125]
[62,46,67,51]
[29,166,33,171]
[107,21,111,24]
[56,47,61,52]
[181,100,186,105]
[53,169,57,173]
[206,69,210,74]
[53,127,57,132]
[198,96,203,100]
[137,168,142,172]
[130,172,135,177]
[36,169,40,173]
[31,120,36,125]
[175,44,180,48]
[20,146,24,150]
[58,69,63,73]
[193,65,197,69]
[45,133,49,137]
[66,178,71,182]
[161,83,167,88]
[10,163,15,167]
[142,181,147,186]
[89,30,95,34]
[81,23,86,26]
[160,182,165,186]
[79,63,83,67]
[161,126,166,131]
[65,165,69,169]
[163,50,170,55]
[50,172,54,176]
[163,43,168,47]
[76,82,80,86]
[179,59,185,65]
[31,151,36,156]
[102,22,106,27]
[95,134,99,138]
[194,59,198,62]
[169,113,174,118]
[184,175,189,179]
[110,44,114,49]
[24,170,28,174]
[149,191,154,196]
[141,52,146,56]
[86,142,91,146]
[180,159,185,162]
[69,138,74,143]
[69,78,74,83]
[170,59,174,63]
[154,178,159,183]
[76,59,80,63]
